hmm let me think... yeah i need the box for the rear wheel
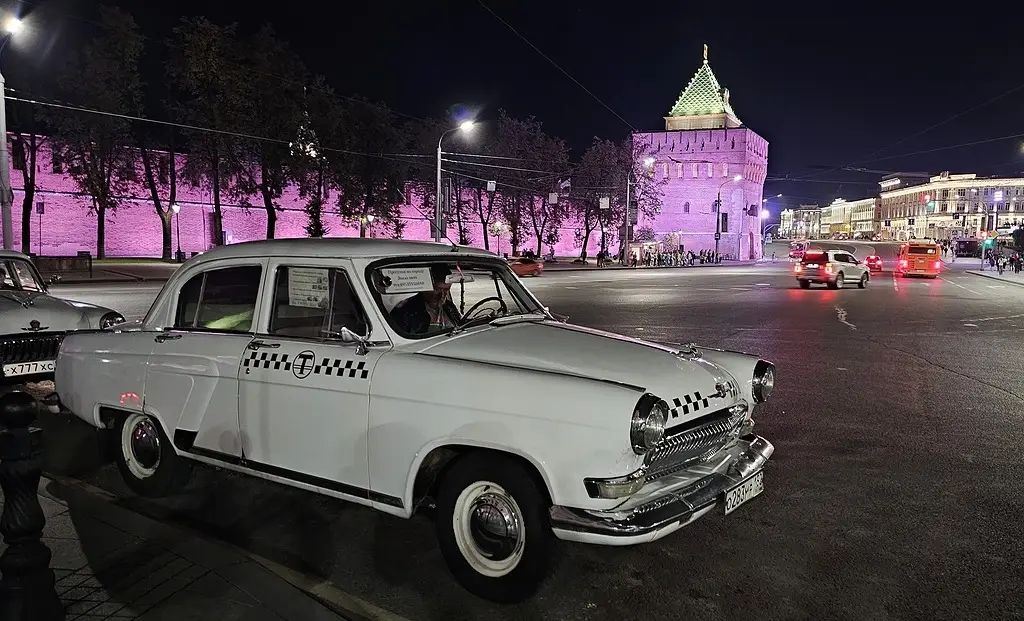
[799,280,810,289]
[114,412,192,498]
[829,273,844,289]
[435,452,554,603]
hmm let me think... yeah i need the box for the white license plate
[723,471,764,515]
[806,263,819,268]
[3,360,55,378]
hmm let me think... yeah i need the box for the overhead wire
[475,0,635,132]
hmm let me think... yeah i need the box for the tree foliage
[47,6,143,258]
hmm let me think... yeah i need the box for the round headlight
[752,359,775,403]
[100,312,125,329]
[630,396,668,455]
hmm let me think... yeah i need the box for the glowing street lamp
[171,203,183,261]
[0,15,23,249]
[435,120,476,241]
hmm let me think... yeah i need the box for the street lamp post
[364,214,375,237]
[715,174,743,257]
[0,17,23,251]
[171,203,182,262]
[435,121,475,242]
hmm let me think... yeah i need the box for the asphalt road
[37,241,1024,621]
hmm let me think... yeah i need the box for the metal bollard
[0,390,64,620]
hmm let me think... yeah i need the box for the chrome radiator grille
[645,405,746,481]
[0,333,64,364]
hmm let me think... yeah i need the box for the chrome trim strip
[553,435,774,537]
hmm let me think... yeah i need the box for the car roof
[0,250,30,260]
[187,238,498,261]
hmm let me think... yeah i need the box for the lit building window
[706,163,713,178]
[722,162,729,177]
[691,163,698,178]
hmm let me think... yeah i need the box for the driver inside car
[390,263,461,335]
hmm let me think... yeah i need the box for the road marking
[987,284,1006,289]
[939,276,983,296]
[565,286,578,290]
[892,272,899,291]
[963,323,978,327]
[835,306,857,330]
[962,313,1024,323]
[755,283,771,286]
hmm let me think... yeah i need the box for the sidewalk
[0,477,352,620]
[965,269,1024,287]
[541,259,761,271]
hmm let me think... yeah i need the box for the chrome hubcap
[127,416,161,471]
[468,492,521,562]
[452,481,526,577]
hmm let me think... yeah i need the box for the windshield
[0,258,45,292]
[908,246,937,255]
[368,258,543,339]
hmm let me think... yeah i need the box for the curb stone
[964,270,1024,288]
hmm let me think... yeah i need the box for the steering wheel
[463,296,508,320]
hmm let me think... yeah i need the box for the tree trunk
[19,135,37,254]
[96,202,106,260]
[20,186,34,255]
[262,187,277,240]
[580,228,592,260]
[161,211,173,260]
[211,152,223,246]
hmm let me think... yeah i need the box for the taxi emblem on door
[292,350,316,379]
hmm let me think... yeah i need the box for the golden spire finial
[703,44,708,63]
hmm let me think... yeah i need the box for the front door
[238,260,387,500]
[143,262,265,457]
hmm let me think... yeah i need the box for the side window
[173,265,262,332]
[268,266,369,339]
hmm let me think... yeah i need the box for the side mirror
[339,326,370,355]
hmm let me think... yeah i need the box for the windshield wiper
[489,311,548,326]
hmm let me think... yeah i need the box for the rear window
[801,252,827,263]
[908,246,937,255]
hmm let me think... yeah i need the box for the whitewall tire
[114,412,191,498]
[435,452,554,602]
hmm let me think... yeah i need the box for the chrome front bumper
[549,435,774,539]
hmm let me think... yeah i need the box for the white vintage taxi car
[54,238,775,602]
[0,249,124,384]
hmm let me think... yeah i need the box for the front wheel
[114,411,192,498]
[858,273,868,288]
[435,453,554,603]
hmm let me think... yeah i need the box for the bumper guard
[550,434,774,538]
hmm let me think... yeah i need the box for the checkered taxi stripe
[669,392,710,419]
[242,351,369,380]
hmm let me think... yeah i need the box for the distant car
[864,255,883,272]
[871,234,882,242]
[0,250,124,384]
[794,249,870,289]
[509,257,543,277]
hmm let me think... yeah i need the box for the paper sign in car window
[380,267,434,293]
[288,267,330,308]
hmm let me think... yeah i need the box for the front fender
[698,348,765,406]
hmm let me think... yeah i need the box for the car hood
[0,291,92,333]
[418,320,745,428]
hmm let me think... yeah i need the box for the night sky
[7,0,1023,208]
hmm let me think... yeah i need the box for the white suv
[794,249,869,289]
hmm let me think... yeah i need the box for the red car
[864,255,883,272]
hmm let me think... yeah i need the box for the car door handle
[248,340,281,350]
[154,333,183,343]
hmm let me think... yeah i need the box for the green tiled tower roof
[668,46,740,121]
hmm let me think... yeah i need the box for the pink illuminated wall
[635,128,769,260]
[8,136,741,258]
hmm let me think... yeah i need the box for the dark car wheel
[436,452,554,603]
[114,411,192,498]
